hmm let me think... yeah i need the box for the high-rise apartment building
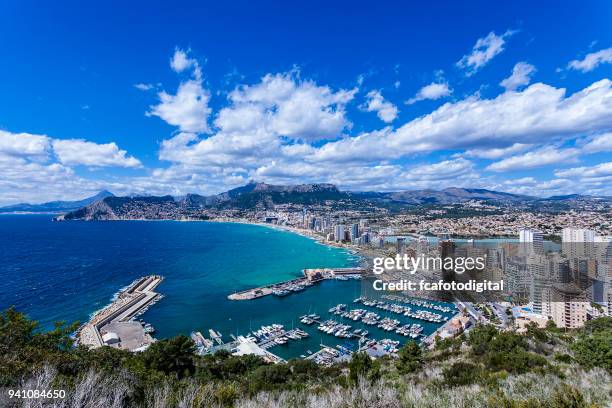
[519,228,544,254]
[548,283,587,329]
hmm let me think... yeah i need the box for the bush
[442,361,483,387]
[551,384,588,408]
[396,341,422,374]
[248,364,291,393]
[554,353,573,364]
[486,349,547,374]
[571,329,612,373]
[348,352,372,384]
[138,335,197,379]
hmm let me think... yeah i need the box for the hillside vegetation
[1,308,610,407]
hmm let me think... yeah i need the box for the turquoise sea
[0,215,452,359]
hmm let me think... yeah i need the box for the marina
[227,267,367,300]
[73,272,455,362]
[189,285,457,363]
[6,218,456,362]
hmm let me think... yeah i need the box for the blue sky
[0,0,611,204]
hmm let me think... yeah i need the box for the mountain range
[0,191,114,213]
[3,182,608,219]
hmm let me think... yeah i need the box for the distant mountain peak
[0,190,116,214]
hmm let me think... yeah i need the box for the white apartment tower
[334,225,345,242]
[562,228,596,258]
[519,228,544,254]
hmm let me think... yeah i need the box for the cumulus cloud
[170,48,200,76]
[405,82,451,105]
[462,143,533,159]
[500,62,536,91]
[402,158,476,181]
[312,79,612,163]
[52,139,141,168]
[156,71,357,171]
[0,130,144,205]
[555,161,612,178]
[227,73,356,141]
[147,48,211,133]
[581,132,612,153]
[0,131,140,169]
[362,90,398,123]
[148,80,212,133]
[486,146,580,172]
[457,30,515,75]
[0,130,51,160]
[568,47,612,72]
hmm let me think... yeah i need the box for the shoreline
[207,218,372,269]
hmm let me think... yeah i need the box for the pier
[77,275,164,351]
[227,267,367,300]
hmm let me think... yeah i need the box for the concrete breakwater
[227,267,367,300]
[77,275,163,351]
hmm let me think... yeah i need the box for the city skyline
[1,1,611,205]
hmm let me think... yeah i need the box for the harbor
[227,267,367,300]
[197,292,455,365]
[77,275,164,351]
[75,272,457,363]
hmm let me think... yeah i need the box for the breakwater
[228,267,367,300]
[77,275,163,351]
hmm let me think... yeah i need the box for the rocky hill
[57,182,609,220]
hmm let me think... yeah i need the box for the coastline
[206,218,372,270]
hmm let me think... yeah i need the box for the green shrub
[396,341,422,374]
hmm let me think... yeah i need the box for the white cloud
[405,82,451,105]
[0,130,51,160]
[555,162,612,178]
[225,73,356,141]
[170,48,199,75]
[52,139,142,168]
[503,177,537,186]
[362,90,398,123]
[134,83,155,91]
[462,143,532,159]
[500,62,536,91]
[0,131,144,205]
[568,47,612,72]
[402,158,475,181]
[486,146,579,172]
[581,132,612,153]
[457,30,515,76]
[313,79,612,163]
[147,48,210,133]
[148,79,212,133]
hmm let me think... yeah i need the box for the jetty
[77,275,164,351]
[227,267,367,300]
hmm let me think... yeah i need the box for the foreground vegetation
[1,308,610,407]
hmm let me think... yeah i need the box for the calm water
[0,215,451,359]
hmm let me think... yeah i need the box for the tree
[139,335,196,379]
[571,329,612,373]
[248,364,291,393]
[583,316,612,335]
[348,352,372,383]
[396,341,422,374]
[467,325,498,355]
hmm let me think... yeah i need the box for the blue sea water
[0,215,451,359]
